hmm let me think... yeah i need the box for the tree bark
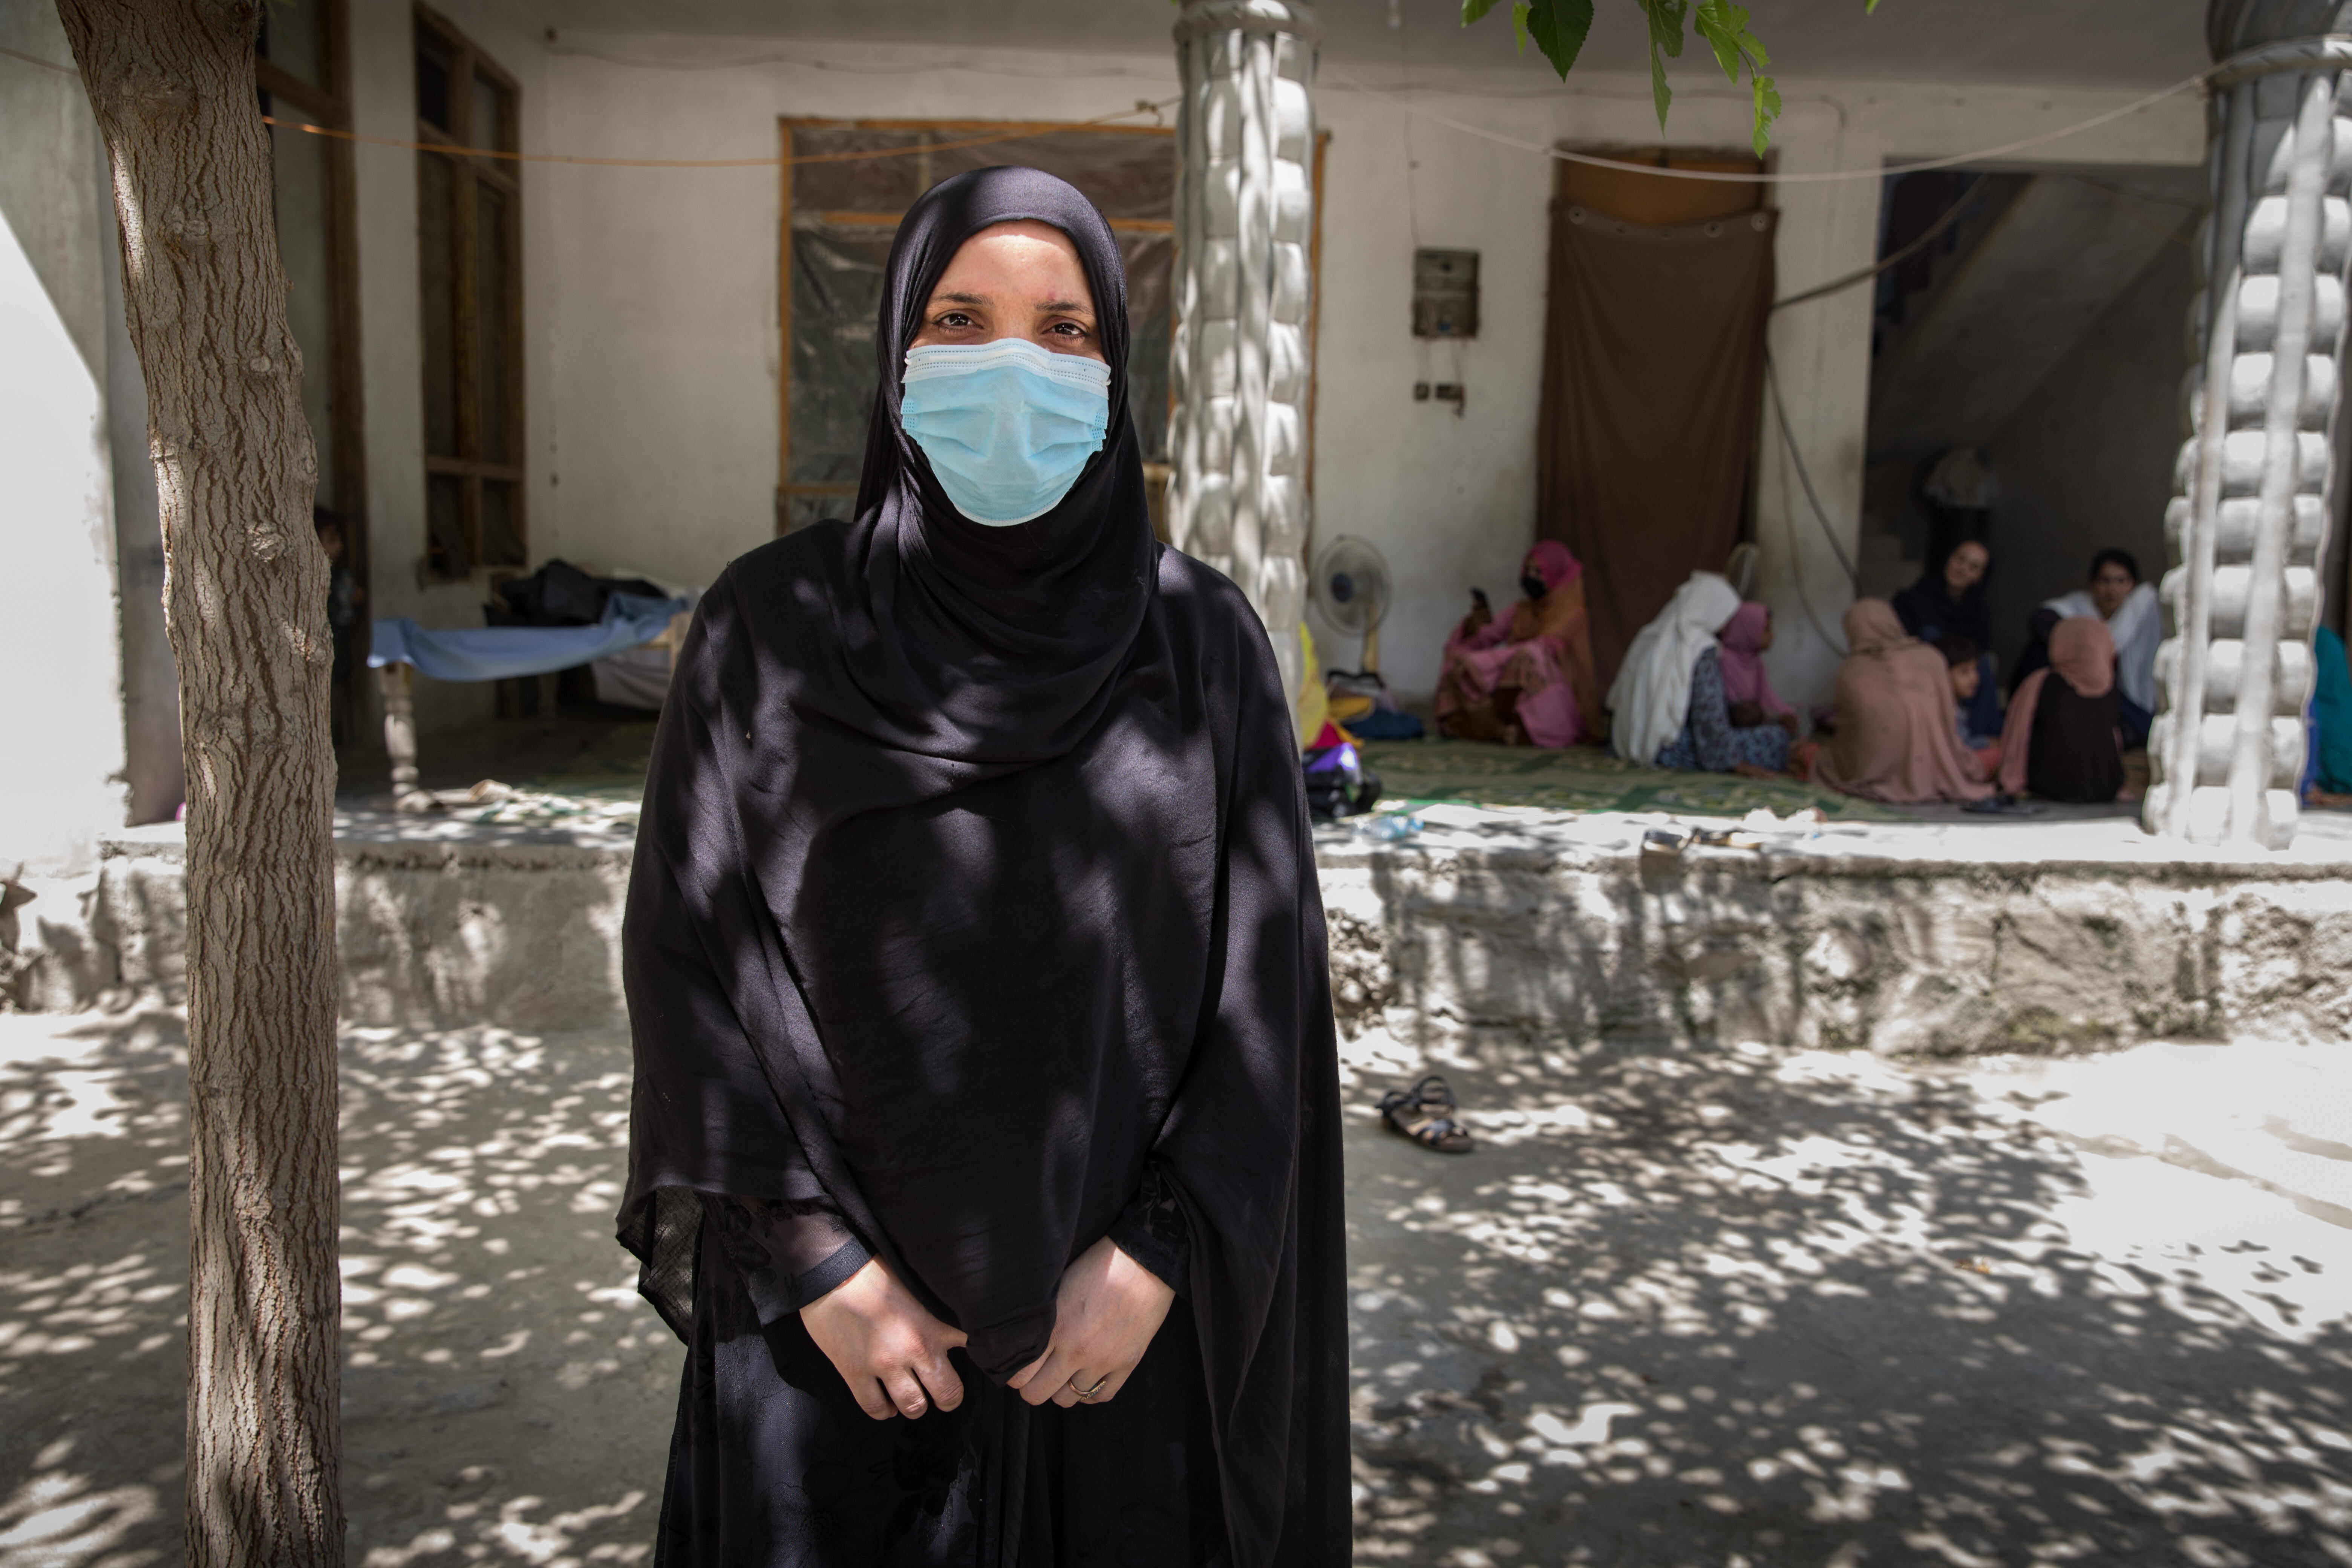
[53,2,344,1562]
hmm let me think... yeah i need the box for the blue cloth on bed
[369,592,689,682]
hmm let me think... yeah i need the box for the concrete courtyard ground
[2,1002,2347,1566]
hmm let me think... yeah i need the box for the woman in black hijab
[1891,536,1999,741]
[617,167,1348,1566]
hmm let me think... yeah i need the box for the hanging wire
[1399,8,1424,250]
[1320,62,2215,184]
[9,35,2220,187]
[256,100,1181,168]
[1764,346,1860,657]
[1770,174,1983,311]
[1,42,74,73]
[8,33,2213,188]
[550,43,1179,84]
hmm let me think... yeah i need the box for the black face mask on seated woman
[1521,573,1549,602]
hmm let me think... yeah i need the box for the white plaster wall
[326,20,2209,718]
[529,37,1186,592]
[1309,69,2202,709]
[0,1,127,876]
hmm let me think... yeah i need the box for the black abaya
[616,167,1349,1566]
[2026,676,2125,804]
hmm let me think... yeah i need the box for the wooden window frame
[255,0,368,599]
[415,2,525,578]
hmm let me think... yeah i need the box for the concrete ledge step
[35,808,2352,1062]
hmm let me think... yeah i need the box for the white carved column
[2150,3,2352,846]
[1168,0,1319,707]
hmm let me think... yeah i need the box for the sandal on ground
[1377,1075,1475,1155]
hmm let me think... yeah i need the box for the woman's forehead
[933,221,1090,292]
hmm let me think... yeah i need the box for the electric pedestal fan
[1311,535,1392,675]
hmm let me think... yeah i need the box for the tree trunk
[54,2,344,1562]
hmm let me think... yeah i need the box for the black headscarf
[618,167,1348,1564]
[1890,537,1992,650]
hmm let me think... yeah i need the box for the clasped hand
[1006,1235,1176,1409]
[799,1256,968,1422]
[801,1237,1174,1420]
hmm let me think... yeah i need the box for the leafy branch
[1462,0,1879,156]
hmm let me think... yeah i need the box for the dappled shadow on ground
[1343,1035,2352,1567]
[9,1006,2350,1567]
[0,1005,187,1568]
[0,1009,671,1567]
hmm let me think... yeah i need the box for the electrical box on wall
[1412,248,1479,338]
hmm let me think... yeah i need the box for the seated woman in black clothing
[1891,537,1999,740]
[1995,616,2125,803]
[2012,550,2161,749]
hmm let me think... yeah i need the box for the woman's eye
[937,311,975,329]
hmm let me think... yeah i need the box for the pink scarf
[1715,602,1791,718]
[1998,616,2116,795]
[1813,600,1994,804]
[1525,540,1582,594]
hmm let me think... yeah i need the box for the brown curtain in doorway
[1537,203,1776,696]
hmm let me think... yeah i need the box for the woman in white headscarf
[1609,571,1792,775]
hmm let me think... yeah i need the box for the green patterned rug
[1358,739,1910,821]
[354,717,1905,826]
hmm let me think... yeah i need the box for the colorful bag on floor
[1303,724,1381,820]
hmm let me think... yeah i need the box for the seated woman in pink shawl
[1435,541,1603,747]
[1995,616,2124,803]
[1813,600,1995,804]
[1716,603,1797,735]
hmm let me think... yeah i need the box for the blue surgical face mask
[899,338,1112,526]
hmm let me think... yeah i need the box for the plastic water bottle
[1353,812,1423,842]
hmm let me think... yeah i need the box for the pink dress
[1434,542,1601,748]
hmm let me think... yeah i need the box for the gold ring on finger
[1068,1373,1109,1400]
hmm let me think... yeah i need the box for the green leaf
[1694,0,1746,82]
[1865,0,1882,10]
[1750,72,1782,157]
[1642,0,1690,58]
[1638,0,1689,129]
[1526,0,1595,79]
[1472,0,1784,150]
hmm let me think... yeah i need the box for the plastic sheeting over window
[781,122,1176,533]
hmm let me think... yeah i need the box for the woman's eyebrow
[1034,298,1093,315]
[932,290,989,306]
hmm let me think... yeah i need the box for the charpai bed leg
[379,661,436,814]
